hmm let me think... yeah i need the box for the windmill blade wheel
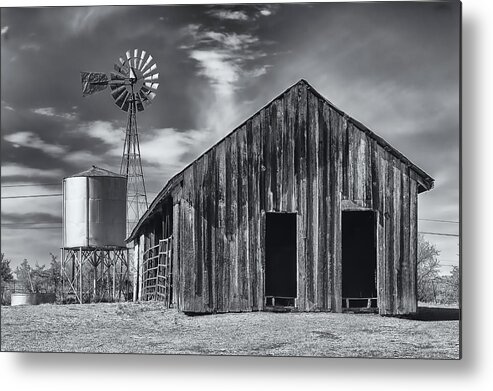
[110,49,159,112]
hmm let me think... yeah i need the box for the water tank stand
[60,247,129,304]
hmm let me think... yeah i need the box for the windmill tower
[80,49,159,235]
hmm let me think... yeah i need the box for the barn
[127,79,434,316]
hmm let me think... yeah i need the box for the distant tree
[15,259,50,293]
[417,234,441,303]
[1,253,14,284]
[1,254,14,305]
[48,253,62,300]
[439,266,460,304]
[15,259,34,292]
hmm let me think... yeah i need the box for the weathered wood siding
[135,81,429,315]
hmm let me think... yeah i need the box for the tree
[48,253,62,301]
[15,259,34,292]
[417,234,441,303]
[440,266,460,304]
[1,253,14,284]
[15,259,51,293]
[1,254,14,305]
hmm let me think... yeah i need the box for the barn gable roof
[128,79,434,241]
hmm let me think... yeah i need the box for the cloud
[182,24,268,97]
[20,42,41,51]
[60,120,124,167]
[65,7,126,35]
[1,163,64,179]
[80,120,125,146]
[4,131,66,156]
[1,212,61,224]
[32,107,77,120]
[208,9,249,21]
[179,24,272,139]
[258,5,280,17]
[201,31,258,50]
[189,50,240,95]
[1,26,8,36]
[141,127,210,168]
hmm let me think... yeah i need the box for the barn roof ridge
[128,79,434,241]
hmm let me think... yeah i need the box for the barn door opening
[342,211,377,310]
[265,213,297,307]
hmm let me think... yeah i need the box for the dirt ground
[0,302,460,358]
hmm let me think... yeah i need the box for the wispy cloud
[1,26,8,36]
[65,7,125,35]
[257,4,280,17]
[208,9,249,21]
[20,42,41,51]
[4,131,66,156]
[181,24,268,97]
[81,120,124,146]
[1,163,64,179]
[32,107,76,120]
[180,23,271,136]
[62,120,124,166]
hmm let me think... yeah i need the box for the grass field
[0,302,460,358]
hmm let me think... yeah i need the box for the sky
[0,1,460,273]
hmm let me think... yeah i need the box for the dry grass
[0,302,459,358]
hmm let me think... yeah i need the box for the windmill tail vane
[80,49,159,235]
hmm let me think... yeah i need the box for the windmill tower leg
[120,93,148,236]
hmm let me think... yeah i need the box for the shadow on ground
[407,306,461,321]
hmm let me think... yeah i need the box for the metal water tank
[63,166,127,248]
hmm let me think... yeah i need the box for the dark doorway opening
[265,213,297,306]
[342,211,377,309]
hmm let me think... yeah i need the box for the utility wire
[418,231,459,238]
[1,193,62,199]
[419,218,459,224]
[1,221,62,227]
[1,226,62,230]
[1,183,60,188]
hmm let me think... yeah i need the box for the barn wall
[166,81,420,315]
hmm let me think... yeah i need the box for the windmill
[80,49,159,235]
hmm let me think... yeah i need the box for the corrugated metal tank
[63,166,127,248]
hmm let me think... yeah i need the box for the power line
[1,193,62,199]
[419,231,459,238]
[1,226,62,230]
[1,221,61,227]
[1,183,60,188]
[419,218,459,224]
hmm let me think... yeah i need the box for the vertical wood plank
[276,97,284,211]
[307,91,319,309]
[172,196,180,309]
[318,98,328,310]
[193,160,203,309]
[286,87,296,212]
[256,112,264,310]
[237,125,249,310]
[215,141,226,312]
[393,161,402,314]
[401,163,410,313]
[386,155,394,314]
[249,117,260,310]
[207,150,215,311]
[296,82,308,310]
[409,179,418,313]
[224,137,233,312]
[323,102,333,311]
[230,131,239,311]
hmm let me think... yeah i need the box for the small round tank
[63,166,127,248]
